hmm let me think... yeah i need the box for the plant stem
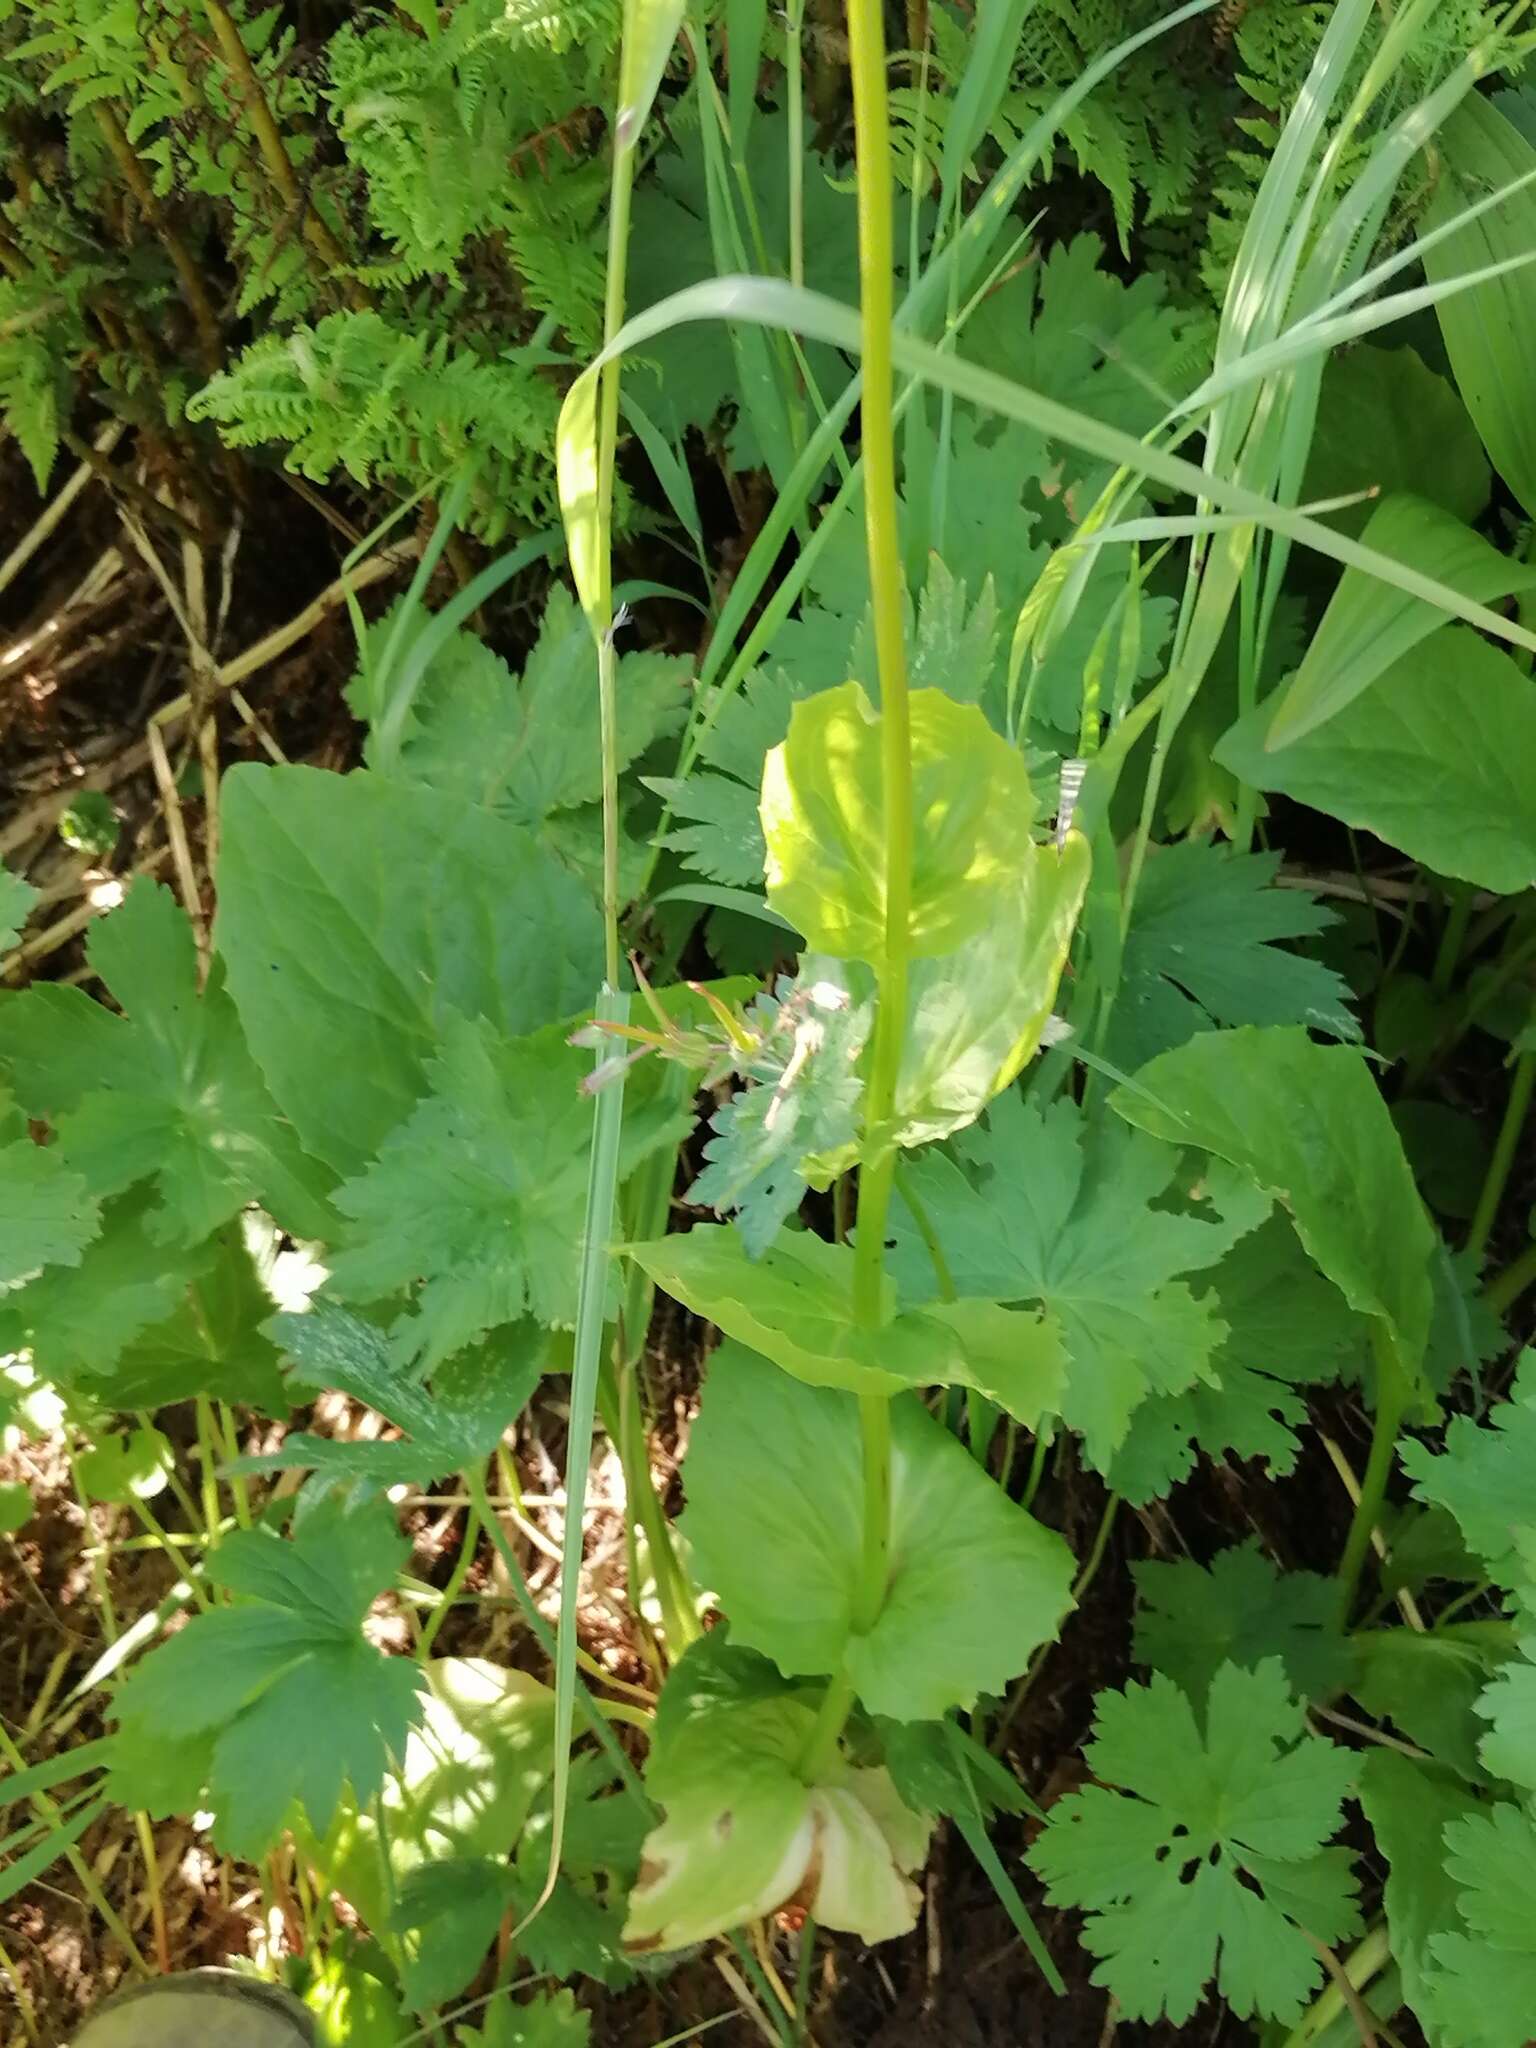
[417,1494,482,1657]
[1487,1233,1536,1316]
[1468,1043,1536,1272]
[797,0,911,1786]
[1336,1324,1411,1623]
[595,111,639,987]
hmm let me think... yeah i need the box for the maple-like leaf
[1402,1350,1536,1582]
[0,864,37,952]
[688,972,868,1254]
[1104,843,1358,1072]
[0,1085,98,1291]
[111,1500,422,1859]
[326,1015,690,1367]
[887,1092,1268,1470]
[1132,1542,1351,1704]
[353,585,686,896]
[0,883,333,1246]
[1106,1214,1362,1503]
[1029,1660,1360,2025]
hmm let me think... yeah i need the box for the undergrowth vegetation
[7,0,1536,2044]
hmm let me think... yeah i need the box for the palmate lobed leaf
[111,1500,422,1860]
[0,863,37,952]
[1424,1802,1536,2048]
[325,1015,690,1368]
[1106,1212,1362,1503]
[0,883,333,1247]
[1131,1542,1350,1706]
[352,586,687,878]
[0,1086,99,1292]
[1401,1350,1536,1582]
[1028,1660,1360,2025]
[680,1343,1075,1718]
[887,1091,1269,1471]
[1105,841,1357,1073]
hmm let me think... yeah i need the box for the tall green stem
[1336,1323,1411,1622]
[596,142,638,986]
[799,0,911,1784]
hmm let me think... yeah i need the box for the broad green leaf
[1028,1661,1360,2026]
[1359,1751,1480,2027]
[1221,626,1536,897]
[76,1425,172,1505]
[111,1501,422,1860]
[1264,497,1536,748]
[326,1016,688,1366]
[888,1093,1268,1470]
[1426,1803,1536,2048]
[0,1088,98,1291]
[627,1226,1065,1421]
[0,865,36,951]
[215,764,603,1175]
[1401,1351,1536,1582]
[680,1343,1075,1718]
[352,588,686,893]
[322,1661,630,2007]
[257,1305,543,1487]
[878,833,1091,1151]
[305,1957,409,2048]
[1132,1544,1350,1705]
[0,883,333,1245]
[106,1220,288,1412]
[1477,1638,1536,1802]
[623,1637,932,1952]
[314,1660,559,1939]
[0,1192,215,1394]
[459,1989,591,2048]
[1107,1214,1362,1503]
[761,682,1038,962]
[1110,1027,1434,1374]
[1351,1630,1505,1781]
[1105,842,1356,1072]
[1425,92,1536,518]
[0,1482,33,1534]
[1299,347,1489,540]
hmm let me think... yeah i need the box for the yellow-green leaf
[761,682,1038,962]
